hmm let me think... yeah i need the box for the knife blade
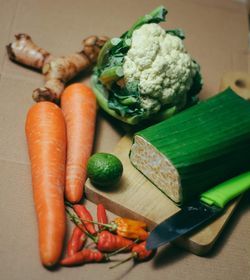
[146,171,250,250]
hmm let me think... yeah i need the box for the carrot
[25,101,66,267]
[61,83,97,203]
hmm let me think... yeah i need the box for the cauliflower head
[91,6,202,125]
[123,23,199,114]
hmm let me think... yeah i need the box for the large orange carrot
[61,83,96,203]
[25,101,66,267]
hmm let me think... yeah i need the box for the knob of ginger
[7,33,108,103]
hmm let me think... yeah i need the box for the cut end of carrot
[62,83,96,100]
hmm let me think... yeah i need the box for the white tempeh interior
[130,135,181,203]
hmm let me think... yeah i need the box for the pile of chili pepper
[60,202,156,267]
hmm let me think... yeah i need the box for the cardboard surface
[0,0,249,279]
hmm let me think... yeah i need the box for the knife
[146,171,250,250]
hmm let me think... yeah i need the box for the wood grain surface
[85,135,240,255]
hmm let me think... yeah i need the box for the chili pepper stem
[65,201,73,208]
[65,207,98,243]
[78,217,116,231]
[109,253,137,269]
[107,238,140,257]
[107,245,131,257]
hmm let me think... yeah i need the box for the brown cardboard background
[0,0,249,279]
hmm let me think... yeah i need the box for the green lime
[87,153,123,188]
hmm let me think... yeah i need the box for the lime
[87,153,123,187]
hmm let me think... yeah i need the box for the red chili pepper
[109,241,155,269]
[97,204,108,230]
[131,241,155,261]
[66,208,134,254]
[67,226,87,257]
[73,204,96,235]
[60,249,108,266]
[97,230,134,253]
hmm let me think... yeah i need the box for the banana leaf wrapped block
[129,88,250,204]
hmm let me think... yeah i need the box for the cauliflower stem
[92,6,202,125]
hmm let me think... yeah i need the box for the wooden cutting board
[85,72,250,255]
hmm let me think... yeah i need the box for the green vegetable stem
[99,66,124,86]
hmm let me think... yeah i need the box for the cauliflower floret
[140,97,161,114]
[123,23,198,113]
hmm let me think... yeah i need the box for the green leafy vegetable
[91,6,203,125]
[166,29,185,39]
[121,6,168,39]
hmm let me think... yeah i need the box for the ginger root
[7,33,108,102]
